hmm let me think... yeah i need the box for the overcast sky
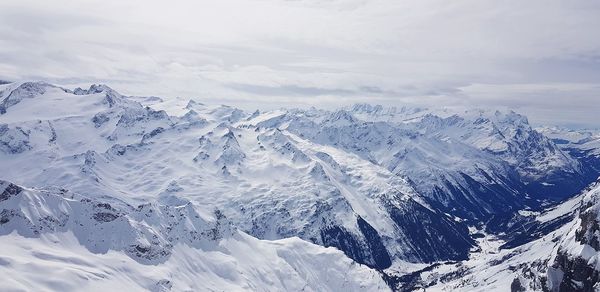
[1,0,599,128]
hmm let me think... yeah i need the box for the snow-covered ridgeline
[0,180,389,291]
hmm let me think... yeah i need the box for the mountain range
[1,81,599,291]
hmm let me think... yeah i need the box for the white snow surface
[0,231,388,292]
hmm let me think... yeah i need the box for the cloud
[0,0,599,127]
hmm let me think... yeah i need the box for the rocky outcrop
[0,180,233,264]
[546,193,600,292]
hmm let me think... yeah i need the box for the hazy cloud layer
[1,0,599,127]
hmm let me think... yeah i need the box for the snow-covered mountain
[0,180,388,291]
[537,126,600,185]
[1,81,600,291]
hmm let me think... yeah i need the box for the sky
[0,0,599,128]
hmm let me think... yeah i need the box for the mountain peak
[350,103,384,114]
[322,109,359,126]
[0,81,64,114]
[72,83,124,107]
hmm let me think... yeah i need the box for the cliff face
[546,194,600,292]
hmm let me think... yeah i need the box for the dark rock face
[320,225,371,267]
[0,181,23,202]
[92,113,110,128]
[545,191,600,292]
[357,216,392,269]
[93,212,120,222]
[319,220,392,270]
[549,252,599,292]
[0,212,10,224]
[142,127,165,143]
[128,244,171,261]
[108,144,127,156]
[0,125,32,154]
[575,204,600,250]
[511,277,526,292]
[386,199,474,263]
[428,171,528,222]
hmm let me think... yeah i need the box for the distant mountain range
[1,81,599,291]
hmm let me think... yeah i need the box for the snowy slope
[0,180,389,292]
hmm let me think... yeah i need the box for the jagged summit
[322,109,361,126]
[185,99,205,110]
[72,84,125,107]
[348,103,426,118]
[73,83,114,94]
